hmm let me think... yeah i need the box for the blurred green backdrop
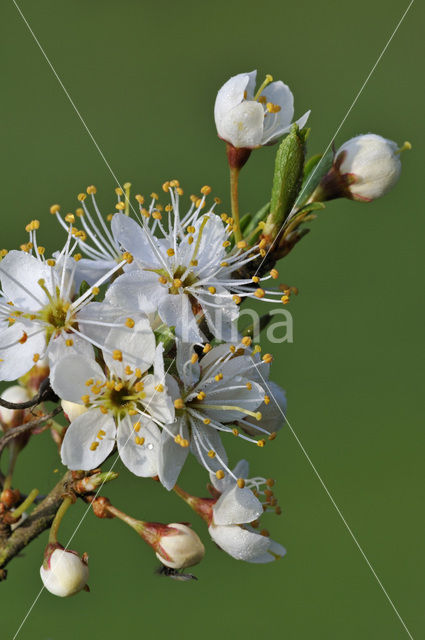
[0,0,423,638]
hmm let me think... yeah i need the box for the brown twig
[0,406,62,460]
[0,377,58,411]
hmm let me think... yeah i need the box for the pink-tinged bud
[40,544,89,597]
[0,385,31,430]
[20,358,50,394]
[61,399,88,422]
[155,523,205,569]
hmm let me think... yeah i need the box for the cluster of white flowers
[0,69,407,597]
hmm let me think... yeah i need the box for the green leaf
[263,125,306,238]
[79,280,90,297]
[295,149,333,206]
[154,324,175,353]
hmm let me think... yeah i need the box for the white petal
[263,81,294,124]
[247,538,287,563]
[191,214,227,272]
[213,485,263,526]
[208,523,270,561]
[106,270,166,316]
[51,354,105,403]
[210,458,250,491]
[190,420,228,474]
[111,213,159,265]
[47,331,94,368]
[157,417,189,490]
[158,294,202,343]
[214,71,256,129]
[73,258,118,288]
[103,316,156,374]
[198,286,239,341]
[176,341,200,388]
[117,415,160,477]
[0,251,53,309]
[0,322,46,381]
[201,377,264,423]
[60,411,116,470]
[218,101,265,148]
[142,373,175,424]
[242,381,286,436]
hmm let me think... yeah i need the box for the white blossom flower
[214,70,310,149]
[157,341,284,490]
[208,460,286,563]
[333,134,404,201]
[108,184,287,342]
[0,223,134,381]
[155,523,205,569]
[40,547,89,597]
[0,385,32,429]
[51,320,174,475]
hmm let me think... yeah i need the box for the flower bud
[40,546,89,597]
[155,523,205,569]
[313,134,406,203]
[0,385,31,431]
[61,399,88,422]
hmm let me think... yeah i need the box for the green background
[0,0,423,638]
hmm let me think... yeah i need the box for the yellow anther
[135,194,145,204]
[90,442,99,451]
[214,373,223,382]
[77,193,87,201]
[176,187,184,196]
[65,213,75,223]
[222,240,230,248]
[125,365,133,375]
[190,194,197,203]
[74,253,82,261]
[268,432,277,441]
[201,185,211,195]
[123,252,133,263]
[270,268,278,279]
[255,412,262,421]
[167,248,175,257]
[75,207,84,217]
[65,339,74,347]
[257,439,266,447]
[232,428,239,436]
[187,236,194,245]
[174,398,184,410]
[255,288,265,298]
[264,395,270,405]
[266,102,282,114]
[19,331,28,344]
[133,421,141,432]
[114,382,124,392]
[220,261,229,267]
[252,344,262,354]
[281,294,290,304]
[196,391,206,401]
[258,238,267,249]
[81,394,90,404]
[258,95,267,104]
[190,353,199,364]
[158,276,168,285]
[208,286,216,294]
[50,204,60,214]
[165,204,173,212]
[91,286,100,296]
[251,276,260,284]
[128,409,138,416]
[187,225,196,234]
[116,202,125,210]
[155,384,164,392]
[106,380,115,390]
[173,278,183,288]
[125,317,135,329]
[85,379,94,386]
[135,436,145,445]
[202,343,212,353]
[246,382,252,390]
[207,450,216,458]
[135,368,142,378]
[115,187,123,196]
[134,381,144,393]
[195,198,204,208]
[229,345,236,353]
[236,240,247,249]
[242,336,252,347]
[174,434,182,444]
[214,197,221,204]
[190,259,198,266]
[215,470,225,480]
[112,349,123,362]
[150,192,159,200]
[260,249,266,257]
[180,438,190,448]
[162,181,170,192]
[262,353,273,363]
[203,418,211,425]
[232,295,242,305]
[237,478,245,489]
[97,429,106,439]
[86,185,97,194]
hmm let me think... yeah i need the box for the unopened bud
[40,546,89,597]
[0,385,31,430]
[156,523,205,569]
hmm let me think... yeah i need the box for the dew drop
[147,443,154,450]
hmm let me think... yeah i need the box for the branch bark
[0,407,62,459]
[0,470,73,578]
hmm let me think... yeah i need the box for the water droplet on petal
[147,443,154,450]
